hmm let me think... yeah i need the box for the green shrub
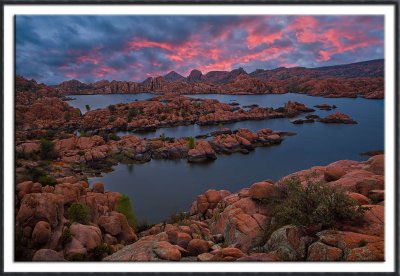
[38,175,58,186]
[44,129,57,140]
[135,219,154,233]
[187,137,195,149]
[116,195,137,228]
[24,167,45,182]
[358,239,368,247]
[218,123,223,129]
[108,133,120,141]
[39,139,58,160]
[168,211,190,225]
[85,104,91,111]
[16,150,37,160]
[79,130,88,137]
[274,177,366,229]
[67,203,91,225]
[108,105,116,112]
[92,243,109,260]
[68,253,86,262]
[60,227,72,246]
[64,112,71,122]
[159,133,174,142]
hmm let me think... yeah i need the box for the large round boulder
[32,221,52,246]
[32,249,65,261]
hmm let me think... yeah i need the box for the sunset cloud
[16,15,384,84]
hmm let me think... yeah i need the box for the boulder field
[18,154,384,262]
[16,127,290,179]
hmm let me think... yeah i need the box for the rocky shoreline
[14,74,384,263]
[52,59,384,99]
[16,154,384,262]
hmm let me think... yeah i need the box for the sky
[16,15,384,84]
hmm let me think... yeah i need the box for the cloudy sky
[16,15,384,84]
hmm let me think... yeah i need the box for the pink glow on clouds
[38,15,382,83]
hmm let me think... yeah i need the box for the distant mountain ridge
[50,59,384,99]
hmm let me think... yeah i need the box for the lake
[72,93,384,223]
[67,93,153,114]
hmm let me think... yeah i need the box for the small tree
[127,108,141,122]
[274,177,366,229]
[39,139,58,160]
[115,195,137,229]
[67,203,91,225]
[85,104,91,111]
[187,137,195,149]
[64,112,71,122]
[218,123,223,129]
[108,105,116,112]
[38,175,58,186]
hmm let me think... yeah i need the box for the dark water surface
[78,93,384,223]
[67,93,153,114]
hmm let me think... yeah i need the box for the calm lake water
[67,93,153,114]
[77,93,384,223]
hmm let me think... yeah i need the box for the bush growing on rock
[108,105,116,112]
[24,167,44,182]
[187,137,195,149]
[168,211,191,225]
[60,227,72,246]
[92,243,109,260]
[67,203,91,225]
[79,130,88,137]
[39,139,58,160]
[274,177,366,229]
[135,219,154,233]
[116,195,137,229]
[127,108,141,122]
[64,112,71,122]
[85,104,91,111]
[108,133,120,141]
[38,174,58,186]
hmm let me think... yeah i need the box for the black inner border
[1,1,399,275]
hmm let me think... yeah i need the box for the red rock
[54,183,81,204]
[324,160,360,182]
[30,182,42,193]
[363,154,384,175]
[316,230,383,251]
[32,249,65,261]
[167,231,192,249]
[237,253,279,261]
[347,192,370,205]
[187,239,210,256]
[320,112,357,124]
[92,182,105,193]
[249,181,278,200]
[204,189,223,203]
[368,190,384,202]
[264,225,309,261]
[69,223,102,251]
[32,221,52,245]
[213,247,246,260]
[197,252,214,261]
[153,241,181,261]
[307,242,343,261]
[346,241,384,261]
[16,181,33,200]
[16,193,64,228]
